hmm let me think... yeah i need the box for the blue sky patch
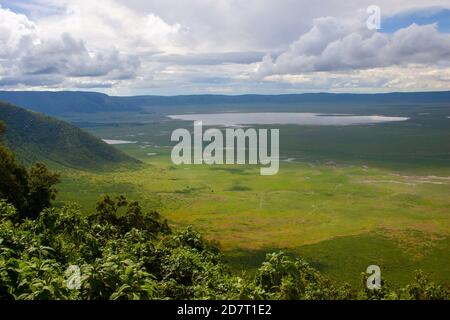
[382,7,450,33]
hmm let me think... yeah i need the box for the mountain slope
[0,101,140,169]
[0,91,141,115]
[118,90,450,106]
[1,91,450,116]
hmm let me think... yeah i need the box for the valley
[47,99,450,288]
[2,1,450,302]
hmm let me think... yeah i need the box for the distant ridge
[0,90,449,115]
[118,90,450,106]
[0,101,140,169]
[0,91,141,115]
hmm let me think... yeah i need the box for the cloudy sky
[1,0,450,95]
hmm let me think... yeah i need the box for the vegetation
[0,196,448,300]
[1,93,449,300]
[55,145,450,287]
[0,121,60,219]
[0,102,140,168]
[0,91,141,115]
[0,130,448,300]
[2,90,450,115]
[68,102,448,287]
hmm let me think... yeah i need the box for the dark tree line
[0,122,60,220]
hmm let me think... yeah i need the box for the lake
[102,139,137,145]
[168,113,409,126]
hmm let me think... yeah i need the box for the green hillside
[0,91,141,115]
[0,101,140,169]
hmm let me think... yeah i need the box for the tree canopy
[0,123,60,220]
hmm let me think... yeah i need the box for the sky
[0,0,450,95]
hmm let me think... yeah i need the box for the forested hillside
[0,101,140,169]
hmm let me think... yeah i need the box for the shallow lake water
[102,139,137,145]
[168,112,409,126]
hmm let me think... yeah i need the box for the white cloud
[0,0,450,93]
[0,1,181,88]
[254,19,450,78]
[0,5,38,57]
[261,65,450,93]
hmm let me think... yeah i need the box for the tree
[26,163,60,220]
[93,195,170,235]
[0,138,29,216]
[0,123,60,220]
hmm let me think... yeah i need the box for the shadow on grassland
[224,232,450,288]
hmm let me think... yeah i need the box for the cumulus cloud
[1,0,450,93]
[260,65,450,93]
[0,1,180,88]
[0,5,38,57]
[254,17,450,78]
[19,33,140,78]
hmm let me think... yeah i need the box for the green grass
[54,104,450,288]
[56,148,450,287]
[226,233,450,288]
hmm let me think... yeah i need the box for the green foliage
[26,163,61,219]
[0,134,449,300]
[0,143,29,215]
[92,195,170,235]
[0,200,17,222]
[0,101,140,168]
[256,252,354,300]
[401,271,450,300]
[0,128,60,220]
[0,197,448,300]
[0,193,251,300]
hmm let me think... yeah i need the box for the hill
[0,91,141,115]
[1,91,450,115]
[118,90,450,106]
[0,101,140,169]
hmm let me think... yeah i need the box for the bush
[0,197,449,300]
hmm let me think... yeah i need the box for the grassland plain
[56,143,450,287]
[51,104,450,288]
